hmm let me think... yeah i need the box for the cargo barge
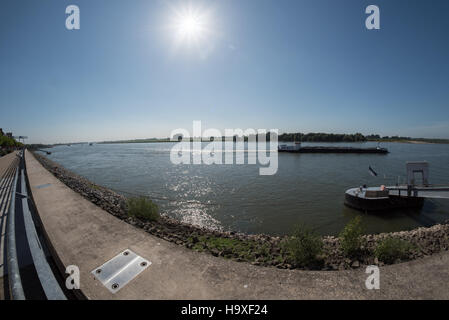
[278,142,388,154]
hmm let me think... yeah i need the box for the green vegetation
[366,134,449,144]
[187,234,272,262]
[278,132,449,144]
[0,135,22,157]
[99,138,173,144]
[279,132,366,142]
[339,216,365,258]
[283,224,324,268]
[90,183,101,190]
[126,197,160,221]
[0,135,22,148]
[374,237,415,264]
[96,132,449,144]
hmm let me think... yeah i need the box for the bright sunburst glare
[169,4,213,47]
[177,13,202,38]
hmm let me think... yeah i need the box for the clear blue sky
[1,0,448,144]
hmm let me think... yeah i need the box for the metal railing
[6,150,67,300]
[6,163,25,300]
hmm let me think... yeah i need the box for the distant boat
[37,149,51,155]
[278,141,388,154]
[278,141,302,152]
[89,143,93,146]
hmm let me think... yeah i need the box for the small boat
[89,143,93,146]
[37,149,52,155]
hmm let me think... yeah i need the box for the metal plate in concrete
[91,249,151,294]
[35,183,52,189]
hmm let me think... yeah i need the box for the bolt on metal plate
[91,249,151,294]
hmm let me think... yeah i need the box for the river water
[39,141,449,236]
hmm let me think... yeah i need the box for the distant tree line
[278,132,366,142]
[174,132,395,142]
[100,133,449,145]
[365,135,449,144]
[365,134,411,140]
[172,132,367,142]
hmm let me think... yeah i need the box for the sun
[177,13,202,39]
[170,5,212,45]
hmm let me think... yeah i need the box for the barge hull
[344,193,424,212]
[278,147,388,154]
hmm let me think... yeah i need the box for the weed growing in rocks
[127,197,160,221]
[186,234,276,264]
[375,237,415,264]
[340,216,365,258]
[283,224,324,268]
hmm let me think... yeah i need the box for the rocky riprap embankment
[32,152,449,271]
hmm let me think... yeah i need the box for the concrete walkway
[25,150,449,299]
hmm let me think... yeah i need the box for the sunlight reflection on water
[42,141,449,236]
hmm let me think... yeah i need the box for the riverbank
[368,139,449,144]
[31,151,449,271]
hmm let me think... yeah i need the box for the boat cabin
[278,142,301,151]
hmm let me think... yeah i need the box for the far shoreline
[87,139,448,145]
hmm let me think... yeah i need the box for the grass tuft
[374,237,414,264]
[339,216,365,258]
[283,224,324,268]
[126,196,160,221]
